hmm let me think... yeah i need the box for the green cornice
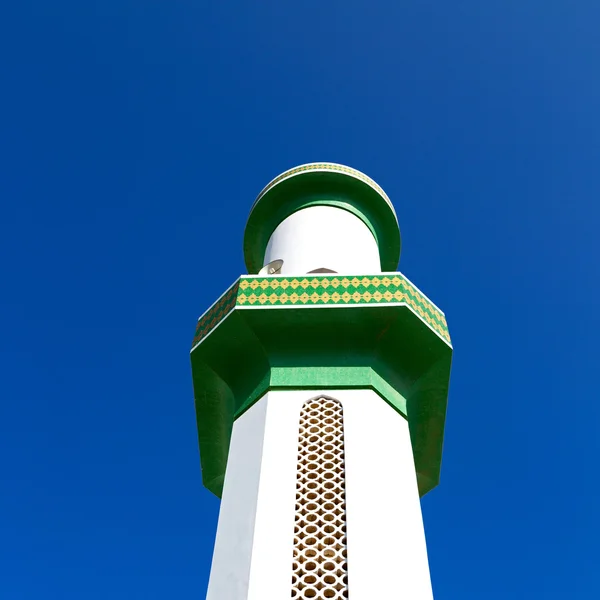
[190,272,452,499]
[192,274,450,350]
[235,366,408,420]
[244,163,401,273]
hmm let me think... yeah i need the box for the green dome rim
[244,163,401,273]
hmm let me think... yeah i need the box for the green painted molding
[190,274,452,499]
[192,273,450,350]
[235,366,408,421]
[253,163,395,211]
[243,163,401,273]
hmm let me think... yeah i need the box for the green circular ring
[244,163,401,273]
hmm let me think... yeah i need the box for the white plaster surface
[342,390,434,600]
[263,206,381,275]
[246,393,303,600]
[205,398,268,600]
[205,389,434,600]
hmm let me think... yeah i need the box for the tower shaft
[206,390,433,600]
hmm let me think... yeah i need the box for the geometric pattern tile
[191,274,450,349]
[191,281,239,348]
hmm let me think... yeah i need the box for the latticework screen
[291,397,349,599]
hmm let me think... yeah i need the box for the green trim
[282,199,380,241]
[191,281,239,346]
[192,273,450,349]
[235,366,408,420]
[190,288,452,499]
[244,164,401,273]
[253,163,395,210]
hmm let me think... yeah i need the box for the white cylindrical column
[205,389,434,600]
[262,206,381,275]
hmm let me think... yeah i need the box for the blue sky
[1,1,599,598]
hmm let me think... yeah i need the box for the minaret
[190,163,452,600]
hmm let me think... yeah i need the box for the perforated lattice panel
[292,397,349,599]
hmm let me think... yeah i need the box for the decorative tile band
[238,275,449,343]
[253,162,394,215]
[191,281,239,348]
[192,274,450,349]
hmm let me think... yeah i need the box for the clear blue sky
[1,1,598,598]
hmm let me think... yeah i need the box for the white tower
[190,163,452,600]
